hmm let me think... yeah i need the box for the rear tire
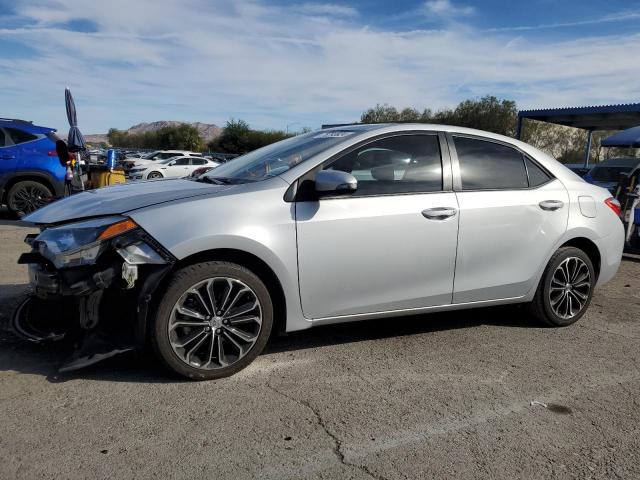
[7,180,53,217]
[151,261,273,380]
[527,247,595,327]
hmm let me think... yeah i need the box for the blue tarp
[601,126,640,148]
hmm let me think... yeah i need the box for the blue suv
[0,118,66,216]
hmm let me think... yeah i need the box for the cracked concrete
[0,224,639,479]
[265,382,389,480]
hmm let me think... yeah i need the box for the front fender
[128,183,310,332]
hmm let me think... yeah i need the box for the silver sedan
[22,124,624,379]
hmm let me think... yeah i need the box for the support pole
[515,116,523,140]
[584,129,593,168]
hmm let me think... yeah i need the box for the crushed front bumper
[13,230,175,372]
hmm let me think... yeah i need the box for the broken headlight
[34,216,139,269]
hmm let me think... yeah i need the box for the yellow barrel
[90,169,126,188]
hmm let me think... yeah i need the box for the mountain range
[84,121,221,145]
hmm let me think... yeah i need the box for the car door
[164,157,191,177]
[0,128,19,186]
[295,132,459,319]
[449,134,569,303]
[187,158,207,175]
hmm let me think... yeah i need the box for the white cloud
[291,3,358,17]
[487,10,640,32]
[423,0,474,18]
[0,0,638,134]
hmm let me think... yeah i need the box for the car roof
[281,122,584,186]
[0,118,56,135]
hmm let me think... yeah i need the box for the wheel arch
[2,172,61,204]
[559,236,601,281]
[149,248,288,338]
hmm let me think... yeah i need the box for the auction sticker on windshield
[313,131,355,138]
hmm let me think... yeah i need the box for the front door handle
[539,200,564,211]
[422,207,457,220]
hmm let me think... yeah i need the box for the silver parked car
[20,124,624,380]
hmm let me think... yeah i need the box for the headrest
[371,165,395,181]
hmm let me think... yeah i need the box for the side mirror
[315,170,357,195]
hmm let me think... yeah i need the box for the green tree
[107,124,203,151]
[208,119,292,154]
[435,96,517,136]
[361,96,516,136]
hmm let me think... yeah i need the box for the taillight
[47,151,58,156]
[604,197,622,217]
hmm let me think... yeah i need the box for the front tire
[151,261,273,380]
[7,180,53,217]
[527,247,595,327]
[147,171,163,179]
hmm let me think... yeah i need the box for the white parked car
[128,156,219,180]
[122,150,203,170]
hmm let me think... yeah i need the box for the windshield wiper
[194,176,225,185]
[195,175,260,185]
[208,177,235,184]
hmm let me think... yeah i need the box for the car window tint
[192,158,206,165]
[173,158,190,166]
[324,134,442,195]
[5,127,38,145]
[454,137,528,190]
[525,156,552,187]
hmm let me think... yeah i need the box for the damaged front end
[13,216,175,372]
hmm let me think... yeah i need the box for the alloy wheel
[10,184,51,214]
[168,277,263,370]
[549,257,591,320]
[148,172,163,179]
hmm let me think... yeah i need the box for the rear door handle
[422,207,457,220]
[539,200,564,211]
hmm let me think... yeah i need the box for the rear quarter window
[525,156,552,187]
[5,127,38,144]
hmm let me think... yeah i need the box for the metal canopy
[516,103,640,167]
[601,125,640,148]
[517,103,640,132]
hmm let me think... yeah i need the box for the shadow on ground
[0,280,542,384]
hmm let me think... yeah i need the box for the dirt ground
[0,223,639,480]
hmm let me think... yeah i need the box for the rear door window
[454,136,528,190]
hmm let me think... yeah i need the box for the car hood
[24,178,231,225]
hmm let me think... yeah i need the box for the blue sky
[1,0,639,134]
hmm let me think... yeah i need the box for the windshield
[591,166,633,181]
[202,130,359,182]
[141,151,160,159]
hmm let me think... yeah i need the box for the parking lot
[0,222,639,479]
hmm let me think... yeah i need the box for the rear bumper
[595,229,625,287]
